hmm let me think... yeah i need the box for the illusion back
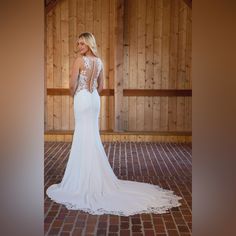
[75,56,103,94]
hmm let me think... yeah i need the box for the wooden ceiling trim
[45,0,61,13]
[182,0,192,9]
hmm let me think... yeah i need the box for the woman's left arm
[97,66,104,96]
[69,57,82,97]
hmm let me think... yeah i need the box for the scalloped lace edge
[47,188,182,216]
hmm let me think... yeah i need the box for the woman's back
[75,55,103,94]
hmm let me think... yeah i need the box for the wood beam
[123,89,192,97]
[47,88,114,96]
[45,0,61,13]
[182,0,192,9]
[47,88,192,96]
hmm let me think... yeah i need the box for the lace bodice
[75,56,103,94]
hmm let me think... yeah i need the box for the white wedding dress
[46,55,182,216]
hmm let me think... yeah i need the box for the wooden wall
[45,0,114,131]
[45,0,192,132]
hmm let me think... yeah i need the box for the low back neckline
[75,55,102,94]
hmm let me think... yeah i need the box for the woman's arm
[69,57,82,97]
[97,68,104,96]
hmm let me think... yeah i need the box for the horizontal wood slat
[47,88,114,96]
[47,88,192,96]
[123,89,192,96]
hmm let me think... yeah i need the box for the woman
[46,32,182,216]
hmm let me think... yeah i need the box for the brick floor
[45,141,192,236]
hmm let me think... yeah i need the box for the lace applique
[75,56,103,94]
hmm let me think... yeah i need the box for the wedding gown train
[46,56,182,216]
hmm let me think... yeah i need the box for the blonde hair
[76,32,98,57]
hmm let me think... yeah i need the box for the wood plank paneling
[136,0,146,131]
[144,0,154,131]
[45,0,112,131]
[69,0,77,130]
[101,0,110,130]
[176,2,187,131]
[168,0,179,131]
[46,11,54,130]
[85,0,93,32]
[184,5,192,131]
[53,5,62,130]
[113,0,124,131]
[77,0,85,33]
[122,0,129,131]
[123,0,191,132]
[109,0,115,131]
[45,0,192,133]
[153,0,163,131]
[160,0,171,131]
[93,0,102,127]
[128,0,138,131]
[61,0,70,130]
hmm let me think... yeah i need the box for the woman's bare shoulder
[72,56,84,69]
[74,55,84,64]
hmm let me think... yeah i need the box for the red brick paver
[45,141,192,235]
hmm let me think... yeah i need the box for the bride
[46,32,182,216]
